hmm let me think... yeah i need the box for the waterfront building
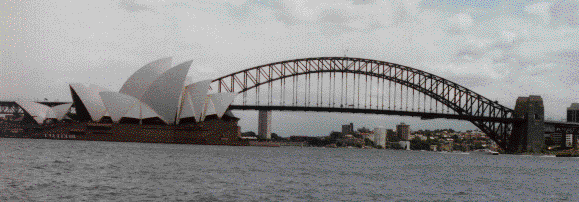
[550,133,574,148]
[567,103,579,123]
[373,127,387,148]
[13,57,244,146]
[342,122,354,136]
[396,122,410,141]
[62,58,237,125]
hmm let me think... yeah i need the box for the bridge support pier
[258,110,272,139]
[510,95,544,153]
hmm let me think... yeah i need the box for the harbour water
[1,138,578,201]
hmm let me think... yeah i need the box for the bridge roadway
[230,105,524,123]
[544,120,579,128]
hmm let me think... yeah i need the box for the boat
[470,149,499,155]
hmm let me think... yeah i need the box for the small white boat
[470,149,499,155]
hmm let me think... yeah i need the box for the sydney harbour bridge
[2,57,579,153]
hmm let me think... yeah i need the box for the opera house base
[25,118,250,146]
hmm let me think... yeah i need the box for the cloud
[276,0,403,30]
[550,0,579,26]
[453,35,496,61]
[280,0,323,22]
[499,30,518,44]
[514,26,579,63]
[449,13,473,33]
[400,0,423,14]
[226,0,248,7]
[525,2,551,23]
[119,0,152,12]
[432,59,505,80]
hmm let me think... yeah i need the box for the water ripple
[1,138,579,201]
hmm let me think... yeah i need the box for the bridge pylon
[258,110,272,139]
[510,95,545,153]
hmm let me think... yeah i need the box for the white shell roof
[179,93,195,118]
[190,94,210,122]
[16,100,52,125]
[140,60,192,124]
[46,108,57,119]
[186,80,213,122]
[208,92,238,118]
[69,83,107,122]
[205,98,217,117]
[99,92,139,123]
[185,79,212,97]
[119,57,173,100]
[63,58,229,125]
[124,100,159,119]
[51,103,73,121]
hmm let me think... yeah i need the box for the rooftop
[569,103,579,110]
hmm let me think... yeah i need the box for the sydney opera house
[13,58,247,146]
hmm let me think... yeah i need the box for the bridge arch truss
[212,57,519,150]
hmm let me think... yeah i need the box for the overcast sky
[2,0,579,136]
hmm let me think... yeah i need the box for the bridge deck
[230,105,524,123]
[545,120,579,128]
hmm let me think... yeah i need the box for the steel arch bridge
[211,57,523,151]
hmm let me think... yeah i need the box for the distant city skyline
[4,0,579,137]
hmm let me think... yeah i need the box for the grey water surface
[1,138,578,201]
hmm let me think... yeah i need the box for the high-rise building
[396,122,410,141]
[342,122,354,136]
[258,110,272,139]
[567,103,579,123]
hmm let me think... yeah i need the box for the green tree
[364,138,376,148]
[410,137,430,150]
[358,127,371,133]
[473,142,484,150]
[271,133,286,141]
[390,142,404,150]
[241,131,257,137]
[329,131,342,140]
[453,144,467,152]
[307,137,329,147]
